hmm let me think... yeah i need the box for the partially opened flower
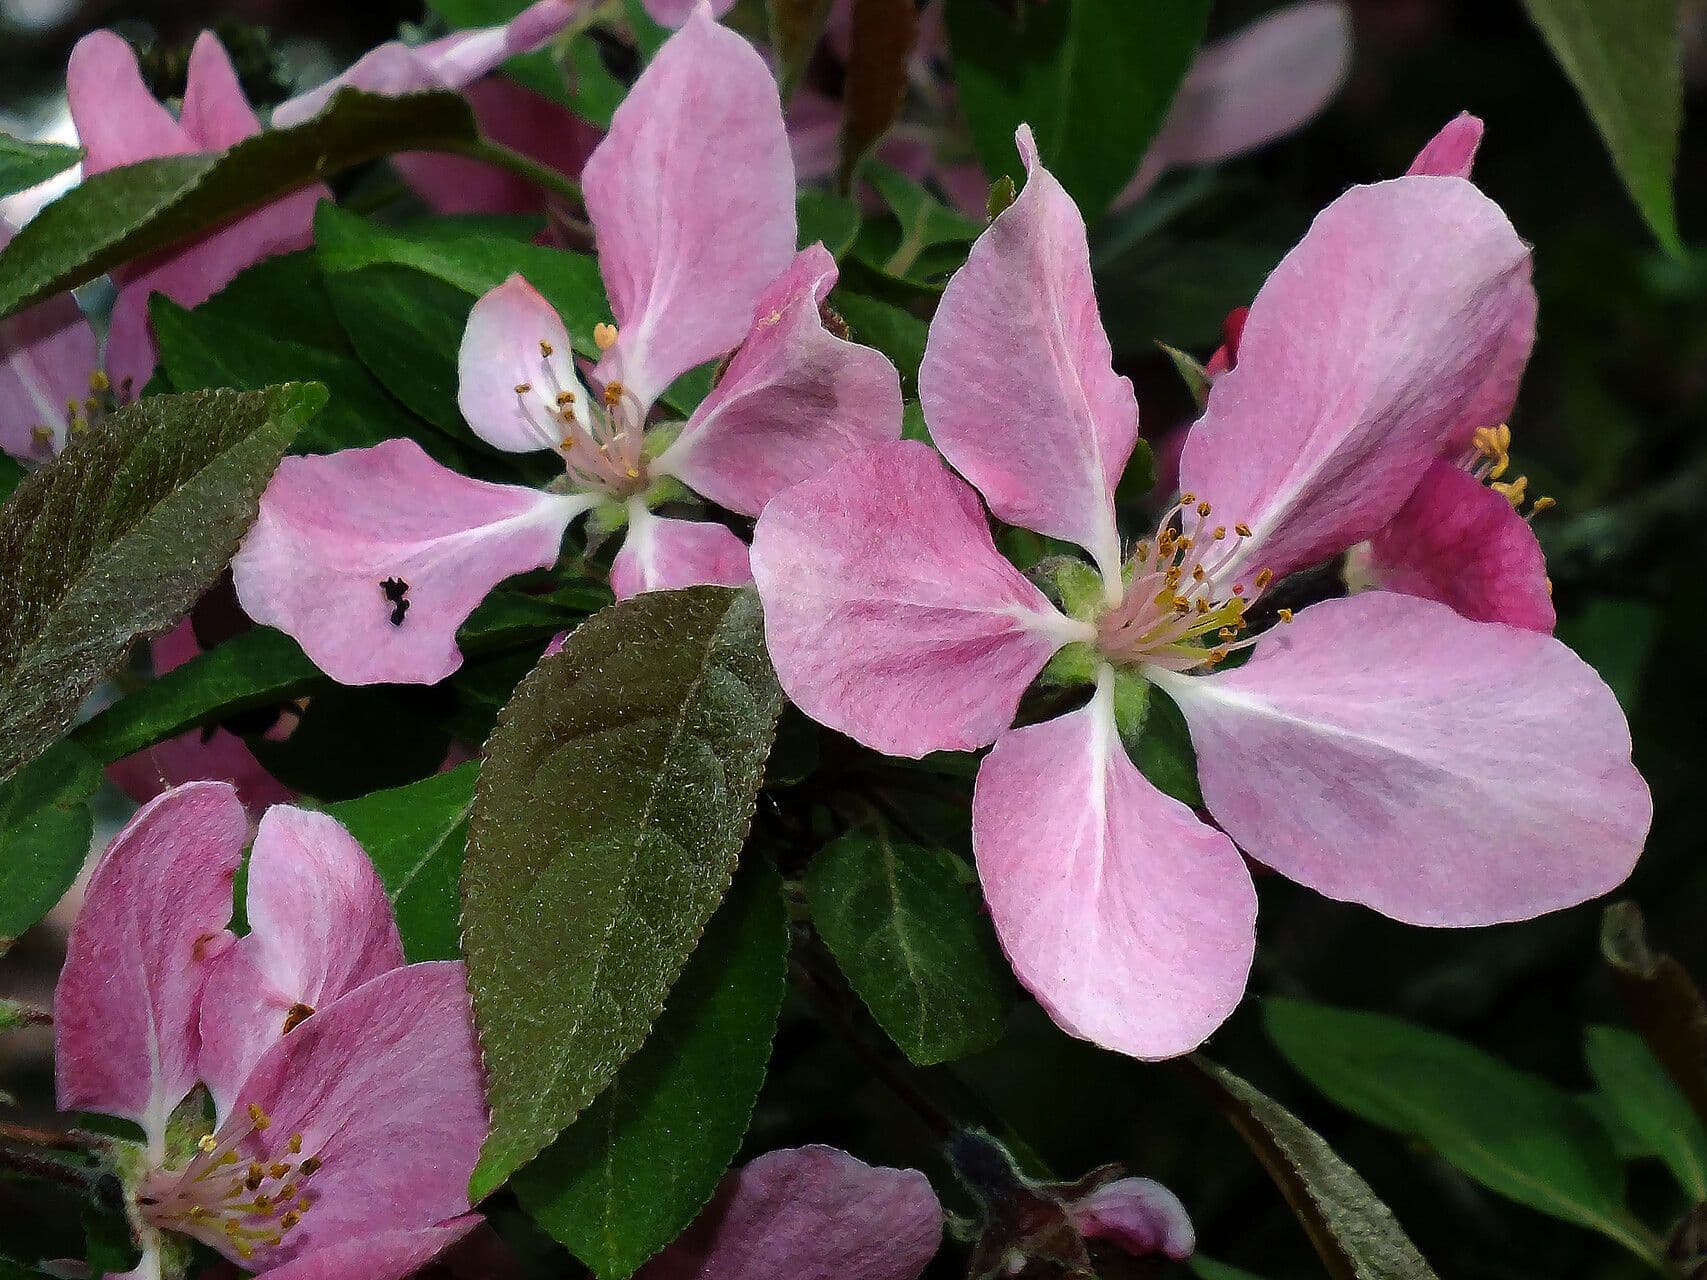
[55,783,486,1280]
[0,214,101,462]
[234,4,902,686]
[66,31,326,394]
[637,1145,942,1280]
[751,125,1650,1059]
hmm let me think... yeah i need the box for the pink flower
[637,1146,942,1280]
[66,32,326,395]
[233,4,902,686]
[0,213,101,462]
[751,125,1650,1060]
[54,783,487,1280]
[1070,1177,1194,1260]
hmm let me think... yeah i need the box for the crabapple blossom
[0,214,101,462]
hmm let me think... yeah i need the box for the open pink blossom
[638,1146,942,1280]
[54,783,485,1280]
[67,31,325,394]
[751,125,1650,1060]
[235,4,902,686]
[0,214,101,462]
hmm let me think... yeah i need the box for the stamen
[594,322,618,351]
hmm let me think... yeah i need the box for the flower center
[1462,423,1555,517]
[138,1103,322,1263]
[512,330,650,499]
[1094,495,1284,673]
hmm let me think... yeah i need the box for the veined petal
[1359,459,1554,631]
[223,962,486,1268]
[1407,112,1483,179]
[1151,592,1650,926]
[198,807,405,1119]
[54,783,246,1152]
[750,441,1084,758]
[972,675,1257,1060]
[458,274,592,454]
[232,438,587,686]
[656,245,904,516]
[1177,177,1536,583]
[640,0,738,25]
[637,1146,942,1280]
[67,31,190,173]
[586,3,796,412]
[181,32,264,151]
[0,221,99,461]
[920,126,1135,588]
[609,509,752,599]
[1070,1177,1195,1261]
[258,1218,483,1280]
[1142,1,1351,173]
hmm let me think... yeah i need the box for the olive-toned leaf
[0,90,479,322]
[1188,1055,1440,1280]
[515,860,788,1278]
[0,134,82,201]
[463,586,783,1197]
[770,0,838,102]
[1585,1025,1707,1200]
[798,189,862,259]
[1602,901,1707,1131]
[0,742,99,954]
[0,384,323,781]
[807,830,1012,1065]
[840,0,920,190]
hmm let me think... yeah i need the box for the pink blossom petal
[458,274,593,454]
[1407,112,1484,179]
[750,440,1085,758]
[181,32,264,151]
[655,245,904,516]
[54,783,246,1148]
[920,126,1136,585]
[1151,591,1651,926]
[0,220,99,462]
[67,31,190,174]
[640,0,739,25]
[259,1218,483,1280]
[973,679,1256,1059]
[1359,459,1554,631]
[1071,1177,1195,1260]
[225,962,486,1267]
[232,438,587,686]
[587,4,796,412]
[1177,177,1536,583]
[393,79,600,217]
[638,1145,942,1280]
[270,0,577,128]
[609,510,753,599]
[198,806,405,1118]
[1146,2,1352,172]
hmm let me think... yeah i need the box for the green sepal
[1051,558,1106,623]
[1040,642,1099,690]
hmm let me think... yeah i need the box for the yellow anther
[1213,526,1227,540]
[269,1163,291,1179]
[1179,492,1197,504]
[199,1135,219,1153]
[1196,501,1212,517]
[1492,475,1529,506]
[538,339,554,357]
[625,467,640,479]
[89,370,110,393]
[1235,523,1252,537]
[247,1104,272,1130]
[1254,568,1274,589]
[299,1156,321,1176]
[594,322,618,351]
[246,1164,265,1191]
[1278,608,1294,623]
[31,424,53,444]
[556,390,576,407]
[282,1002,314,1034]
[1192,565,1206,581]
[602,381,625,408]
[295,1195,313,1212]
[1531,495,1556,515]
[288,1134,303,1155]
[514,382,533,395]
[279,1183,297,1200]
[280,1211,301,1230]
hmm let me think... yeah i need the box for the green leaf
[1110,674,1201,807]
[0,90,480,322]
[0,134,82,201]
[832,292,928,393]
[857,164,984,288]
[428,0,531,23]
[1517,0,1685,255]
[0,454,25,504]
[798,189,863,260]
[0,384,322,782]
[322,264,474,433]
[1264,1000,1655,1260]
[839,0,919,188]
[329,764,479,963]
[1190,1261,1268,1280]
[1584,1024,1707,1199]
[0,742,99,953]
[463,586,783,1197]
[515,859,788,1278]
[1188,1056,1442,1280]
[1600,902,1707,1133]
[944,0,1212,219]
[806,830,1012,1065]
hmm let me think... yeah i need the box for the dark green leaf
[329,764,479,963]
[428,0,531,24]
[1190,1260,1268,1280]
[463,586,783,1196]
[840,0,919,189]
[1188,1055,1441,1280]
[1264,1000,1653,1258]
[945,0,1212,219]
[833,292,928,393]
[1601,902,1707,1132]
[806,830,1012,1065]
[72,627,320,765]
[323,264,473,433]
[0,455,24,504]
[798,189,863,260]
[515,859,788,1278]
[0,90,480,322]
[1585,1025,1707,1199]
[856,164,983,289]
[1125,678,1200,807]
[0,385,322,781]
[0,742,99,953]
[0,134,82,201]
[1556,598,1658,710]
[250,686,453,802]
[1517,0,1685,255]
[770,0,838,102]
